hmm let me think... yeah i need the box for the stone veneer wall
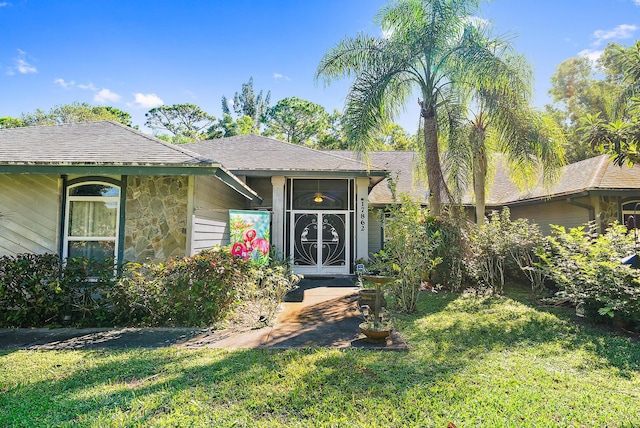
[124,176,188,262]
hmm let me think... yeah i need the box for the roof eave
[0,162,224,176]
[214,166,263,203]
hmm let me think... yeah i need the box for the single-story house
[0,121,261,263]
[4,121,638,277]
[0,122,387,276]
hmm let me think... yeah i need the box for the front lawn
[1,287,639,427]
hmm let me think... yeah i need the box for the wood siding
[191,175,247,253]
[509,200,591,235]
[367,208,383,256]
[0,174,60,256]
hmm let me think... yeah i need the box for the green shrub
[373,194,442,313]
[465,208,546,294]
[0,254,116,327]
[541,222,640,328]
[234,253,302,327]
[112,249,252,327]
[427,211,467,291]
[0,253,65,327]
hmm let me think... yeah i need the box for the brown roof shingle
[0,121,212,166]
[188,135,387,177]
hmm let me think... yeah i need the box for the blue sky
[1,0,639,135]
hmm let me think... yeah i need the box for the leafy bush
[373,194,442,313]
[232,253,302,327]
[465,208,547,294]
[62,257,117,327]
[0,253,65,326]
[113,249,252,326]
[0,254,116,327]
[427,211,467,291]
[540,222,640,328]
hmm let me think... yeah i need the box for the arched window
[622,201,640,231]
[63,181,120,261]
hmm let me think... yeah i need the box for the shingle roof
[495,154,640,205]
[0,121,212,166]
[328,150,428,205]
[328,151,640,206]
[187,135,387,177]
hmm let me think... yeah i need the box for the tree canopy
[145,103,215,141]
[577,41,640,166]
[221,77,270,134]
[3,102,133,128]
[264,97,330,146]
[317,0,533,216]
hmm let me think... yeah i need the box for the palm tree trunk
[472,127,488,225]
[473,145,487,225]
[422,103,449,216]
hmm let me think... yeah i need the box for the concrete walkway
[0,277,408,351]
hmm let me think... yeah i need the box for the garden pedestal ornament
[359,275,394,343]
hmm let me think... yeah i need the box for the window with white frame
[63,182,120,261]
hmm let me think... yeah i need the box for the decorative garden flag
[229,210,271,265]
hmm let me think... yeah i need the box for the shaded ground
[0,277,407,351]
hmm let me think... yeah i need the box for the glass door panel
[321,214,346,267]
[293,213,319,267]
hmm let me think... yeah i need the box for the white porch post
[356,177,369,261]
[271,176,286,256]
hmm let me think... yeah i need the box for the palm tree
[316,0,520,216]
[444,24,565,224]
[580,41,640,166]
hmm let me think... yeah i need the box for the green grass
[1,286,639,427]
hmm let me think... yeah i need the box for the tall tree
[444,24,565,224]
[221,77,270,134]
[145,103,215,141]
[578,41,640,166]
[18,102,132,127]
[264,97,329,146]
[547,44,626,162]
[317,0,510,216]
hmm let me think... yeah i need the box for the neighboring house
[186,135,387,276]
[0,121,260,263]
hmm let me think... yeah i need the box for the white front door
[291,211,349,275]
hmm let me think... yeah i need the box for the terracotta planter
[359,323,392,343]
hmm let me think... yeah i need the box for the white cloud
[579,49,603,63]
[94,88,121,103]
[54,78,75,88]
[7,50,36,75]
[0,2,10,7]
[273,72,291,81]
[593,24,638,45]
[635,0,640,6]
[78,82,97,91]
[133,93,163,108]
[16,58,36,74]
